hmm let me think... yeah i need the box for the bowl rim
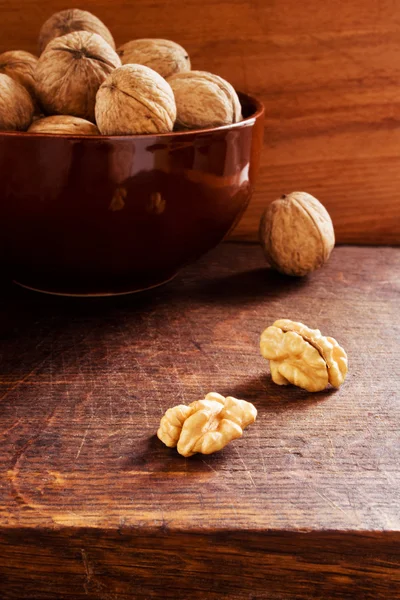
[0,91,264,141]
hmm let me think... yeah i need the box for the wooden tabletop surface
[1,243,399,599]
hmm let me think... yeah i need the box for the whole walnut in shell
[28,115,99,135]
[38,8,115,54]
[259,192,335,276]
[117,38,190,79]
[0,50,38,101]
[168,70,242,130]
[95,64,176,135]
[35,31,121,122]
[0,74,34,131]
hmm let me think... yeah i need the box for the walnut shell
[38,8,115,54]
[117,38,190,79]
[95,64,176,135]
[0,74,34,131]
[35,31,121,122]
[259,192,335,276]
[28,115,99,135]
[167,70,242,130]
[0,50,38,101]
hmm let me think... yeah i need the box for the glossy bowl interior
[0,93,264,296]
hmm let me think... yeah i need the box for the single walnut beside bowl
[28,115,99,135]
[260,319,348,392]
[0,74,34,131]
[35,31,121,122]
[117,38,190,79]
[95,64,176,135]
[158,392,257,457]
[168,70,242,130]
[259,192,335,276]
[38,8,115,54]
[0,50,38,102]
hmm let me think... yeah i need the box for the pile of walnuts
[0,8,242,136]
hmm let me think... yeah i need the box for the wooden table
[1,243,399,599]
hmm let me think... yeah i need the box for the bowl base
[13,272,178,297]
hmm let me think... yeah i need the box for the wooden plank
[0,0,398,242]
[0,243,399,598]
[1,529,399,599]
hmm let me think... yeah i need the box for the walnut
[259,192,335,276]
[157,392,257,457]
[0,50,38,103]
[38,8,115,54]
[117,38,190,79]
[95,64,176,135]
[167,70,242,130]
[0,74,34,131]
[260,319,348,392]
[35,31,121,122]
[28,115,99,135]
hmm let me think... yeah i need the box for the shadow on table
[178,267,309,306]
[0,262,308,315]
[121,375,337,475]
[220,372,338,413]
[0,277,161,341]
[122,432,257,474]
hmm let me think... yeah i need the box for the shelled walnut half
[157,392,257,457]
[260,319,348,392]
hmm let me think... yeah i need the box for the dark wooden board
[0,0,400,243]
[0,243,400,598]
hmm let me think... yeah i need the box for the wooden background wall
[1,0,399,244]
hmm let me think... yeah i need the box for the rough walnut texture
[259,191,335,276]
[260,319,348,392]
[117,38,190,79]
[260,325,330,392]
[0,50,38,101]
[95,64,176,135]
[38,8,115,54]
[168,70,242,130]
[35,31,121,123]
[28,115,99,135]
[0,73,34,131]
[157,392,257,457]
[274,319,348,389]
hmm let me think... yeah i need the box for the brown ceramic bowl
[0,93,264,296]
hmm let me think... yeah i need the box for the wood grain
[0,0,399,243]
[0,243,399,598]
[2,529,400,599]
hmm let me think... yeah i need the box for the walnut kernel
[157,392,257,457]
[260,319,348,392]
